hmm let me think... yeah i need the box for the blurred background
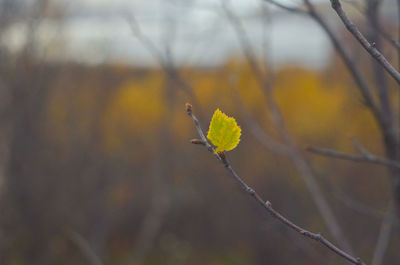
[0,0,399,264]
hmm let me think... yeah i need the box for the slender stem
[371,202,395,265]
[66,229,105,265]
[186,104,366,265]
[330,0,400,85]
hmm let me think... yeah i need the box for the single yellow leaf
[207,109,241,153]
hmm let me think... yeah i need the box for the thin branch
[329,0,400,85]
[262,0,380,119]
[232,90,289,156]
[350,138,372,156]
[317,171,386,220]
[127,15,194,95]
[242,112,289,156]
[365,0,395,157]
[302,0,379,117]
[127,14,204,119]
[306,146,400,170]
[371,202,395,265]
[262,0,307,14]
[66,229,105,265]
[379,28,400,51]
[186,103,366,265]
[222,2,355,254]
[332,188,386,219]
[398,0,400,69]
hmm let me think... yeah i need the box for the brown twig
[329,0,400,85]
[186,103,366,265]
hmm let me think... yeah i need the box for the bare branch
[350,138,372,156]
[222,3,355,253]
[332,188,386,219]
[127,14,204,119]
[306,146,400,170]
[316,170,387,219]
[260,0,380,119]
[371,202,395,265]
[261,0,307,14]
[378,28,400,51]
[186,104,366,265]
[329,0,400,84]
[397,0,400,69]
[127,15,194,95]
[66,229,105,265]
[232,92,289,156]
[302,0,379,116]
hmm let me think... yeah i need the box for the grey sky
[10,0,395,69]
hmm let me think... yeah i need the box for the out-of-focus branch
[329,0,400,85]
[66,229,105,265]
[316,169,387,219]
[378,28,400,51]
[366,0,394,158]
[302,0,378,117]
[262,0,307,14]
[222,2,355,254]
[262,0,379,118]
[128,14,204,118]
[371,202,396,265]
[332,187,386,219]
[186,103,366,265]
[397,0,400,69]
[306,146,400,170]
[232,91,289,156]
[127,16,194,95]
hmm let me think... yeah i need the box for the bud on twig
[190,139,205,145]
[185,103,192,114]
[217,151,227,164]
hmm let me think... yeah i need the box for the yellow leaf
[207,109,241,153]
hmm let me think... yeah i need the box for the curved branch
[330,0,400,85]
[302,0,379,116]
[186,103,366,265]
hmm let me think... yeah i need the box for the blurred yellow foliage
[45,61,382,157]
[102,78,163,150]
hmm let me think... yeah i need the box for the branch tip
[186,105,366,265]
[185,103,192,114]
